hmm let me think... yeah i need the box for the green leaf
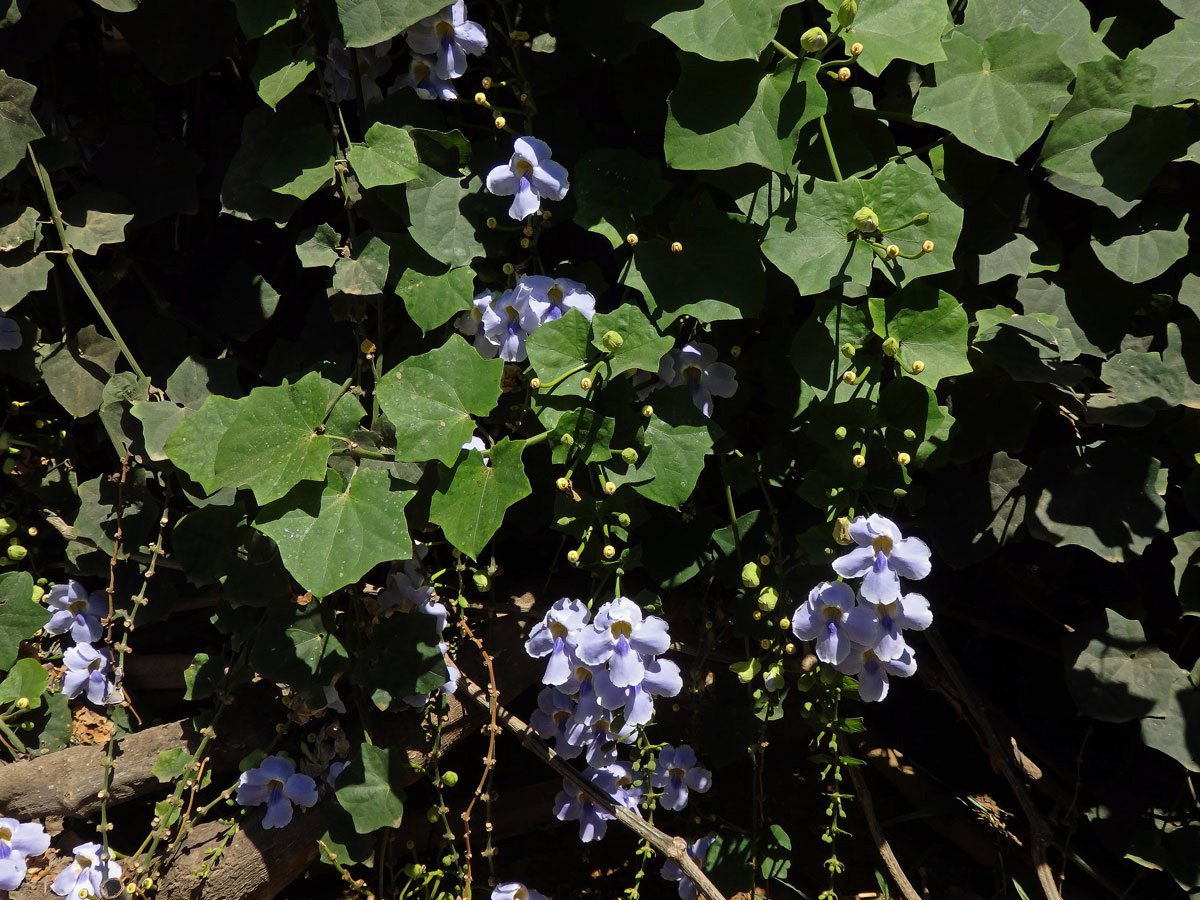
[209,371,366,504]
[0,207,39,251]
[335,0,444,47]
[405,169,486,266]
[912,27,1073,162]
[978,233,1037,283]
[254,467,414,598]
[335,744,406,833]
[352,610,446,709]
[347,122,419,189]
[0,253,53,312]
[60,190,134,255]
[33,692,71,753]
[959,0,1107,70]
[633,389,713,508]
[1095,323,1200,417]
[251,33,314,110]
[0,71,44,179]
[590,304,673,374]
[549,409,615,465]
[220,102,308,225]
[152,747,191,783]
[37,325,121,418]
[627,192,765,326]
[332,236,391,295]
[628,0,796,61]
[232,0,296,38]
[164,395,242,493]
[664,55,826,174]
[763,162,963,296]
[573,148,670,248]
[790,295,875,409]
[1138,19,1200,107]
[1091,215,1190,284]
[252,603,348,686]
[0,658,47,709]
[526,309,594,398]
[429,438,532,559]
[376,336,503,465]
[183,651,223,701]
[0,572,43,671]
[398,264,474,332]
[868,283,971,390]
[829,0,950,77]
[296,223,341,268]
[259,121,335,200]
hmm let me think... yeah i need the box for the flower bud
[837,67,851,81]
[494,115,506,129]
[555,476,570,492]
[486,217,498,229]
[778,617,790,630]
[31,585,44,603]
[850,42,864,56]
[474,92,487,105]
[472,572,490,591]
[833,516,853,545]
[6,544,26,561]
[641,405,653,418]
[758,637,771,650]
[520,237,531,249]
[897,451,911,466]
[529,377,541,390]
[670,241,683,253]
[842,370,856,385]
[741,561,761,588]
[403,863,426,878]
[903,428,917,441]
[617,512,631,527]
[15,697,29,710]
[620,447,638,464]
[852,453,866,468]
[441,770,459,787]
[834,426,847,441]
[893,487,908,498]
[785,642,796,655]
[800,27,827,52]
[0,517,15,536]
[559,433,574,447]
[922,240,935,253]
[912,212,929,226]
[885,244,899,259]
[760,554,770,565]
[625,233,639,246]
[911,360,926,375]
[882,336,899,357]
[426,807,440,823]
[838,0,858,26]
[752,609,763,621]
[603,544,617,559]
[502,262,515,275]
[523,225,535,237]
[853,207,878,233]
[603,481,617,495]
[757,586,778,612]
[602,330,624,352]
[840,342,855,359]
[567,549,580,564]
[580,376,593,391]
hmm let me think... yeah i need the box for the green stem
[321,376,356,429]
[540,362,588,390]
[0,716,27,755]
[29,147,147,380]
[818,117,843,183]
[771,39,798,59]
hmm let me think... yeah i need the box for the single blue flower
[791,581,856,665]
[657,343,738,418]
[0,818,50,892]
[379,561,445,630]
[455,291,503,359]
[843,591,932,661]
[552,767,619,842]
[486,137,570,221]
[593,657,682,727]
[522,276,596,324]
[0,313,21,351]
[835,640,918,702]
[405,1,488,80]
[325,36,392,105]
[491,882,549,900]
[43,580,106,643]
[660,836,716,900]
[236,755,319,829]
[50,842,121,899]
[602,761,644,811]
[529,687,586,759]
[557,662,606,727]
[525,598,591,686]
[577,716,638,768]
[575,597,671,689]
[63,643,123,706]
[832,514,931,605]
[482,283,542,362]
[398,55,458,100]
[651,745,712,812]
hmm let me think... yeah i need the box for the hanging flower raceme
[63,643,123,706]
[575,597,671,689]
[43,580,106,643]
[523,275,596,324]
[404,1,488,80]
[660,836,716,900]
[482,282,542,362]
[50,843,121,899]
[831,514,931,605]
[236,755,319,829]
[791,581,856,665]
[657,343,738,418]
[651,744,712,811]
[525,597,591,686]
[0,818,50,891]
[486,137,570,221]
[397,55,458,101]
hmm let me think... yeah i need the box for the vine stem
[846,765,922,900]
[459,675,729,900]
[29,146,147,380]
[817,117,843,182]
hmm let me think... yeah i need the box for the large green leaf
[429,438,531,559]
[259,121,335,200]
[912,27,1073,162]
[526,309,594,399]
[1138,19,1200,108]
[60,189,134,255]
[0,658,48,709]
[0,253,53,312]
[573,148,670,248]
[347,122,419,189]
[0,207,39,251]
[664,55,825,174]
[633,389,714,508]
[959,0,1107,70]
[251,603,347,686]
[255,467,413,598]
[0,71,43,179]
[376,336,503,465]
[405,168,486,266]
[397,264,475,332]
[332,236,391,295]
[352,611,446,710]
[37,325,121,418]
[628,0,797,61]
[335,744,406,833]
[0,572,43,671]
[1090,215,1190,284]
[762,162,963,296]
[868,283,971,390]
[250,32,314,110]
[164,395,242,493]
[827,0,949,77]
[1094,324,1200,420]
[590,304,673,375]
[205,372,366,504]
[335,0,444,47]
[232,0,295,38]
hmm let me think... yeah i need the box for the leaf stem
[771,39,798,59]
[818,117,843,182]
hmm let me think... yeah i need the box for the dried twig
[846,765,922,900]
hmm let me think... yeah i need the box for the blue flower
[50,842,121,899]
[398,55,458,101]
[482,282,542,362]
[790,581,856,665]
[835,640,918,702]
[325,37,393,105]
[651,745,712,812]
[657,343,738,418]
[405,1,487,80]
[0,313,21,351]
[43,580,106,643]
[593,657,682,727]
[575,597,671,689]
[63,643,123,706]
[0,818,50,892]
[529,687,587,759]
[522,276,596,323]
[660,836,715,900]
[455,291,503,359]
[492,882,549,900]
[486,137,570,221]
[843,591,932,661]
[577,716,638,768]
[831,514,931,605]
[557,662,606,726]
[525,598,591,686]
[236,755,319,829]
[552,767,620,842]
[603,761,644,811]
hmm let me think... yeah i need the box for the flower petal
[642,658,682,697]
[860,564,901,605]
[831,546,875,578]
[455,20,488,54]
[607,637,645,688]
[508,178,541,220]
[514,136,551,164]
[575,625,615,665]
[888,536,932,580]
[11,822,50,857]
[630,615,670,656]
[261,797,294,829]
[486,165,520,196]
[897,592,933,630]
[283,773,319,808]
[530,159,570,201]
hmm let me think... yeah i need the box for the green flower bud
[602,330,624,352]
[559,433,574,447]
[616,512,631,528]
[912,212,930,225]
[15,697,28,710]
[882,336,899,357]
[741,561,761,588]
[6,544,26,562]
[853,207,878,233]
[472,572,490,591]
[903,428,917,441]
[833,516,853,545]
[620,447,638,465]
[758,586,779,612]
[800,27,828,52]
[440,770,459,787]
[0,517,16,536]
[834,426,847,441]
[403,863,426,878]
[31,585,44,603]
[426,807,440,823]
[893,488,908,498]
[837,0,858,27]
[841,342,855,359]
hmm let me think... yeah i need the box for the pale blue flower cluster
[792,514,933,702]
[456,274,595,362]
[43,580,123,706]
[401,1,487,101]
[525,597,712,843]
[235,755,319,830]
